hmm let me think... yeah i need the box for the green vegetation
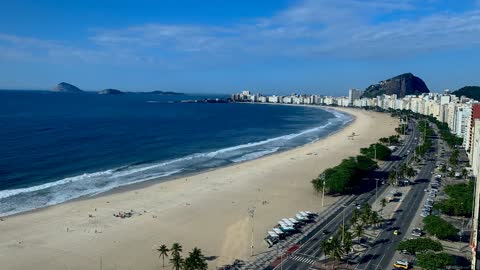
[416,252,454,270]
[396,238,443,255]
[452,86,480,101]
[426,115,463,147]
[157,244,170,267]
[378,135,400,145]
[156,242,208,270]
[423,216,459,240]
[449,149,459,166]
[360,143,392,160]
[434,180,474,217]
[311,155,377,194]
[321,235,344,268]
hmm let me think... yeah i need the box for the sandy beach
[0,107,398,270]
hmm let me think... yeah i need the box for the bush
[423,216,459,240]
[417,252,453,270]
[397,238,442,255]
[311,155,377,194]
[434,180,474,217]
[360,143,392,160]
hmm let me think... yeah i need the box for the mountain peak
[362,73,430,98]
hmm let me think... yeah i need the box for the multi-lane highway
[257,120,422,270]
[354,137,438,270]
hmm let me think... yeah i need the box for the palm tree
[184,247,207,270]
[340,230,353,255]
[157,244,169,267]
[170,253,184,270]
[405,166,416,178]
[350,208,361,226]
[353,222,364,242]
[388,171,396,185]
[379,198,388,214]
[322,235,343,269]
[171,243,183,258]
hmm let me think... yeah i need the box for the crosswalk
[290,255,316,265]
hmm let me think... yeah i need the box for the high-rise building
[348,89,363,106]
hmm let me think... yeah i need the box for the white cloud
[1,0,480,64]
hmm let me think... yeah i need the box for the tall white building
[348,89,363,106]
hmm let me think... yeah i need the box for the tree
[184,247,208,270]
[170,253,184,270]
[388,171,397,185]
[379,137,389,144]
[171,243,183,257]
[340,230,353,256]
[324,235,343,269]
[462,168,469,179]
[379,198,388,214]
[434,180,474,217]
[397,238,443,255]
[360,143,392,160]
[423,216,459,240]
[440,164,447,173]
[157,244,170,267]
[350,208,361,226]
[353,222,364,241]
[405,166,416,178]
[417,252,453,270]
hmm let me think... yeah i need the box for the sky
[0,0,480,95]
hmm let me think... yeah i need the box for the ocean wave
[0,108,352,216]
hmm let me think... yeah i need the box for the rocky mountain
[98,89,124,95]
[52,82,83,93]
[452,86,480,101]
[362,73,430,98]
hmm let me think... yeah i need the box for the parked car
[420,211,430,217]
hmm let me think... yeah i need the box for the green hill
[452,86,480,101]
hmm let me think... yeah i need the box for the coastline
[0,106,398,269]
[1,103,352,218]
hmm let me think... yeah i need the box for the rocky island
[52,82,83,93]
[98,89,124,95]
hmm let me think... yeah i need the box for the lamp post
[248,207,256,257]
[322,179,326,208]
[341,204,347,244]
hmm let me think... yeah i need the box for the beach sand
[0,107,398,270]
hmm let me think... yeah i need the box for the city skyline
[1,0,480,93]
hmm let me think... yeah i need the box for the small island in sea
[52,82,83,93]
[98,89,125,95]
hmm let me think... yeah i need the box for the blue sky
[1,0,480,94]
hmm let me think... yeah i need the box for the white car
[420,212,430,217]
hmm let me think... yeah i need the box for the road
[354,137,438,270]
[261,120,421,270]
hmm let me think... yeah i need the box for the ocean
[0,90,352,216]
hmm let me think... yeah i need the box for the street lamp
[322,179,326,208]
[248,207,256,257]
[341,204,347,244]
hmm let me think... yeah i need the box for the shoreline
[0,106,398,270]
[1,104,353,219]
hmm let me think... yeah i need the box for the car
[429,193,436,198]
[420,212,430,217]
[322,230,329,235]
[393,230,400,235]
[424,189,428,192]
[411,228,423,237]
[393,259,409,269]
